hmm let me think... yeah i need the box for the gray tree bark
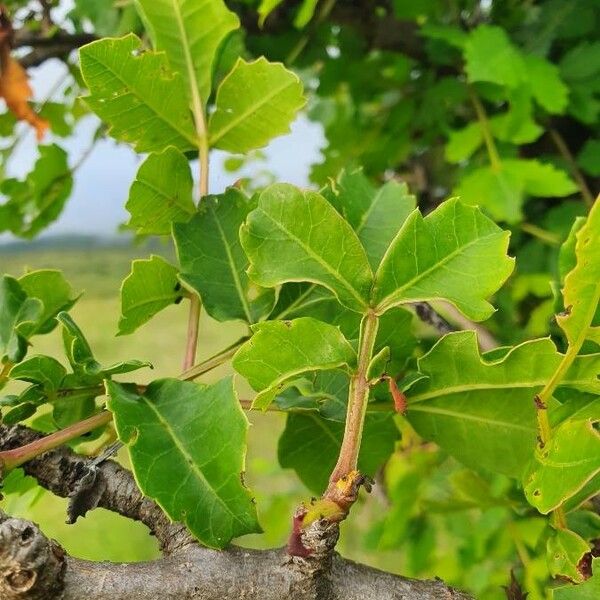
[0,423,473,600]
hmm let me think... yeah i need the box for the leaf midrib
[140,395,248,527]
[210,206,253,323]
[408,404,534,432]
[409,377,591,404]
[259,208,369,310]
[209,76,297,145]
[376,230,503,310]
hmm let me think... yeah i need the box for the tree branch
[0,510,472,600]
[0,424,194,555]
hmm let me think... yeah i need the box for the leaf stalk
[327,310,379,488]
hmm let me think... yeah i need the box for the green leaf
[118,256,182,336]
[323,169,416,268]
[456,166,524,224]
[79,34,197,153]
[18,270,78,335]
[524,407,600,514]
[9,356,66,392]
[445,123,483,163]
[547,529,591,584]
[406,331,599,477]
[294,0,318,28]
[456,160,577,223]
[524,55,569,114]
[258,0,284,27]
[557,200,600,348]
[135,0,239,105]
[372,199,514,321]
[0,276,43,365]
[107,377,260,548]
[126,148,195,235]
[0,145,73,238]
[553,557,600,599]
[233,317,356,410]
[174,188,275,323]
[58,312,101,375]
[208,58,305,153]
[241,183,373,313]
[278,412,399,493]
[464,25,526,89]
[577,140,600,177]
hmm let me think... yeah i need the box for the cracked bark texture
[0,423,473,599]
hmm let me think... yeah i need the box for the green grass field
[1,242,394,570]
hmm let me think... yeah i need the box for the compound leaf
[323,169,416,269]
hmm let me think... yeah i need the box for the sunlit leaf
[323,168,416,268]
[79,34,197,152]
[406,331,600,477]
[372,199,514,320]
[135,0,239,105]
[208,58,305,153]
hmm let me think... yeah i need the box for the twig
[549,128,594,208]
[469,86,501,171]
[0,412,112,471]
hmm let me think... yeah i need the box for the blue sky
[2,57,324,239]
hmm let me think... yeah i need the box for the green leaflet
[464,25,526,89]
[0,276,43,365]
[524,404,600,514]
[118,256,182,335]
[126,148,195,235]
[547,529,591,584]
[174,188,275,323]
[456,160,577,224]
[232,317,356,410]
[208,57,305,153]
[524,54,569,114]
[372,199,514,321]
[135,0,239,106]
[79,34,197,153]
[557,199,600,348]
[18,270,78,336]
[9,356,67,393]
[0,145,73,239]
[106,377,261,548]
[278,412,399,494]
[406,331,600,478]
[241,183,373,313]
[322,168,416,269]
